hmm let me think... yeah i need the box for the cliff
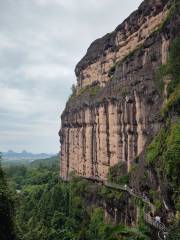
[59,0,180,181]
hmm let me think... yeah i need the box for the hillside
[2,150,54,161]
[3,154,152,240]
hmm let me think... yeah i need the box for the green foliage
[149,37,180,213]
[145,127,167,167]
[90,85,100,96]
[150,53,157,62]
[154,199,162,210]
[147,33,180,218]
[145,118,180,213]
[155,37,180,116]
[121,86,129,97]
[168,38,180,89]
[77,85,100,97]
[86,208,105,240]
[108,64,116,77]
[71,84,76,95]
[168,221,180,240]
[77,86,89,96]
[158,2,177,31]
[0,164,16,240]
[162,84,180,117]
[163,119,180,188]
[68,84,77,102]
[160,37,180,118]
[137,207,150,239]
[129,162,139,175]
[108,162,129,185]
[4,158,150,240]
[155,65,170,94]
[121,44,143,63]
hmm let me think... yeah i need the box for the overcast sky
[0,0,142,153]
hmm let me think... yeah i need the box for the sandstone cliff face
[60,0,179,180]
[75,0,170,90]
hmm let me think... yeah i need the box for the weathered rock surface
[60,0,180,180]
[75,0,170,90]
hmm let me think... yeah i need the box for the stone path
[82,176,169,239]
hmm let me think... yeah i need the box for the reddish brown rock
[59,0,180,180]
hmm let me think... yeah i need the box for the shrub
[145,132,162,167]
[155,64,170,94]
[108,64,116,77]
[167,37,180,95]
[162,84,180,116]
[90,86,100,97]
[145,117,180,214]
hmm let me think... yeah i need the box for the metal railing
[81,176,169,239]
[144,212,166,231]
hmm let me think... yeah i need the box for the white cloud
[21,64,73,80]
[0,33,17,49]
[0,87,29,113]
[0,0,142,153]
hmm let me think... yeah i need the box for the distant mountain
[2,150,55,160]
[30,154,60,168]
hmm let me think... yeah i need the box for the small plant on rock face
[129,163,138,174]
[71,84,76,95]
[155,37,180,117]
[145,136,160,167]
[167,37,180,95]
[108,64,116,77]
[108,162,129,185]
[155,64,170,94]
[121,86,129,97]
[162,85,180,117]
[90,85,100,97]
[134,156,140,164]
[154,199,162,210]
[154,1,178,34]
[150,53,157,62]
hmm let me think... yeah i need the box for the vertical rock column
[121,103,128,163]
[98,105,109,179]
[77,127,84,175]
[117,103,126,163]
[92,108,98,177]
[161,34,170,65]
[134,91,146,156]
[108,103,120,166]
[95,107,100,177]
[84,108,93,177]
[126,98,137,172]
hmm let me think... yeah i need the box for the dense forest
[0,155,16,240]
[2,155,151,240]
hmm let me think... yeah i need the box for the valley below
[0,0,180,239]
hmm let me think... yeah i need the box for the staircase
[81,176,169,239]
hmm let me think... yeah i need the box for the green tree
[0,153,16,240]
